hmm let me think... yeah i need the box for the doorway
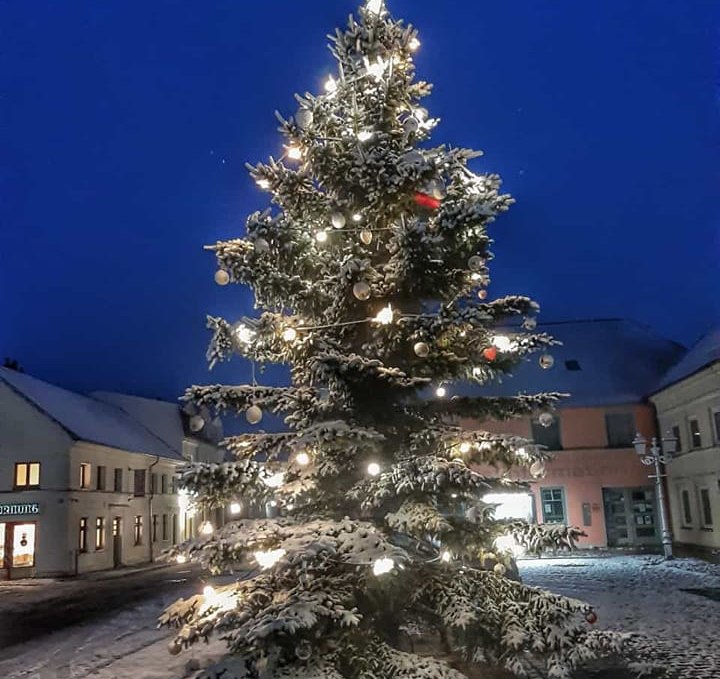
[112,517,122,568]
[602,487,658,546]
[1,522,37,579]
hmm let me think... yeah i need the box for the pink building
[460,319,684,549]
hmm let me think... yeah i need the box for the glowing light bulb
[282,327,298,342]
[315,230,328,243]
[254,548,286,570]
[471,272,482,281]
[408,36,421,51]
[286,145,302,160]
[352,213,363,222]
[492,335,516,352]
[374,305,394,325]
[230,502,242,515]
[256,178,270,190]
[459,442,471,454]
[472,367,482,377]
[269,500,278,507]
[357,129,374,142]
[262,471,285,488]
[441,550,452,563]
[412,107,428,122]
[367,462,381,476]
[372,557,395,576]
[176,554,187,564]
[366,58,387,80]
[234,324,255,345]
[451,493,458,498]
[366,0,384,15]
[200,521,214,536]
[203,585,215,598]
[324,75,337,93]
[295,451,311,466]
[435,386,447,398]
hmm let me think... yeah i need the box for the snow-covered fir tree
[161,2,624,677]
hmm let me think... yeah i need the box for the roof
[653,326,720,393]
[460,318,685,407]
[0,368,183,460]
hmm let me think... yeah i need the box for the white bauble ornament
[295,640,312,661]
[413,341,430,357]
[189,415,205,432]
[539,353,555,369]
[352,281,371,301]
[523,317,537,330]
[493,563,507,576]
[295,108,313,129]
[530,460,546,478]
[331,212,346,229]
[245,405,263,425]
[426,179,446,200]
[214,269,230,286]
[538,411,554,428]
[468,255,484,271]
[403,116,419,134]
[477,289,488,300]
[359,229,373,245]
[254,238,270,254]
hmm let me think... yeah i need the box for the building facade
[461,319,685,549]
[0,369,224,579]
[650,328,720,557]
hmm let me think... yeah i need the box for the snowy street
[0,555,718,679]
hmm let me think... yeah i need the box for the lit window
[134,516,143,545]
[96,517,106,550]
[14,462,41,489]
[79,463,92,489]
[79,517,88,552]
[689,419,702,449]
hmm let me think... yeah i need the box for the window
[680,489,693,526]
[152,514,158,543]
[689,419,702,448]
[540,488,566,523]
[134,516,143,545]
[531,417,562,450]
[171,476,179,494]
[172,514,178,544]
[161,475,168,495]
[150,473,158,495]
[79,517,88,552]
[114,468,123,492]
[605,412,636,448]
[699,488,713,527]
[671,425,682,453]
[133,470,146,497]
[112,517,121,537]
[14,462,41,489]
[96,517,106,550]
[564,359,581,371]
[162,514,169,541]
[96,466,106,491]
[713,410,720,443]
[79,463,92,489]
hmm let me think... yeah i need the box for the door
[0,523,6,579]
[603,487,658,547]
[112,517,122,568]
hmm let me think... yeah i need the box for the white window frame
[79,463,92,490]
[698,486,713,529]
[678,486,694,528]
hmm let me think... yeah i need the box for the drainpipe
[148,455,160,564]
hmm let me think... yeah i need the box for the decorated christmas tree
[161,2,623,676]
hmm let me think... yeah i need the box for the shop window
[79,517,88,552]
[11,524,36,567]
[671,425,682,453]
[605,412,635,448]
[133,470,146,497]
[134,516,143,545]
[79,463,92,489]
[96,517,106,550]
[680,489,693,526]
[114,468,123,492]
[689,419,702,449]
[540,488,566,524]
[96,466,106,491]
[14,462,41,489]
[699,488,713,527]
[531,417,562,450]
[162,514,169,541]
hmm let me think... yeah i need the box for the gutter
[147,455,160,564]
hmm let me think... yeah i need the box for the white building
[650,328,720,558]
[0,368,224,579]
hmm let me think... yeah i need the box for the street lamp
[632,432,678,560]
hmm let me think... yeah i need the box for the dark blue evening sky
[1,0,718,401]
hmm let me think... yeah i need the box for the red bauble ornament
[483,347,497,362]
[413,192,441,210]
[585,610,598,625]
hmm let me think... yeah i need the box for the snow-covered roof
[653,326,720,393]
[460,318,685,407]
[0,368,183,460]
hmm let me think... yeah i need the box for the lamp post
[632,432,678,560]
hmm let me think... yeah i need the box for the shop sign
[0,503,41,517]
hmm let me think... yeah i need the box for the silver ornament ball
[245,405,263,425]
[538,411,554,427]
[330,212,346,229]
[468,255,485,271]
[254,237,270,254]
[529,460,546,478]
[413,341,430,357]
[189,415,205,432]
[539,353,555,370]
[352,281,371,301]
[295,640,313,661]
[359,229,373,245]
[523,317,537,330]
[214,269,230,286]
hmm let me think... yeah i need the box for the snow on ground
[520,555,720,679]
[1,556,718,678]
